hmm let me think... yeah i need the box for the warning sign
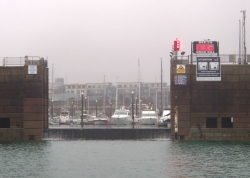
[177,65,185,73]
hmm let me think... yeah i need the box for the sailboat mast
[103,75,105,114]
[239,19,241,64]
[161,58,163,115]
[138,59,141,118]
[115,77,118,110]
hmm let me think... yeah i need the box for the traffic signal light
[174,40,180,51]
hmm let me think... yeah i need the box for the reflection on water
[1,140,250,178]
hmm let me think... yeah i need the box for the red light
[174,40,180,51]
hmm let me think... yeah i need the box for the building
[171,53,250,140]
[0,57,48,140]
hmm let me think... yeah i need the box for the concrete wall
[0,59,48,140]
[171,60,250,140]
[44,128,170,140]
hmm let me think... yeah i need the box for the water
[1,140,250,178]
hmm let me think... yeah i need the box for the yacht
[158,109,171,127]
[59,110,71,125]
[93,114,110,125]
[110,108,133,125]
[139,110,158,125]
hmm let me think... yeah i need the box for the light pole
[110,102,112,117]
[131,91,134,125]
[135,97,137,118]
[51,100,53,119]
[85,97,87,113]
[81,93,83,129]
[181,51,185,60]
[95,100,98,117]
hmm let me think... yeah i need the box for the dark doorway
[206,117,217,128]
[221,117,233,128]
[0,118,10,128]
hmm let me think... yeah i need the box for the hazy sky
[0,0,249,84]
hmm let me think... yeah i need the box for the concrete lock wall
[0,60,48,141]
[171,61,250,140]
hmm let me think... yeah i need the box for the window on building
[0,118,10,128]
[72,85,75,89]
[71,90,74,93]
[206,117,217,128]
[221,117,233,128]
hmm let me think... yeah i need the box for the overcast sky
[0,0,249,84]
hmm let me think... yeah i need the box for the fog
[0,0,249,84]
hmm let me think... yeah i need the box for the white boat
[59,110,71,125]
[76,114,95,125]
[158,109,171,127]
[93,114,110,125]
[139,110,158,125]
[110,108,133,125]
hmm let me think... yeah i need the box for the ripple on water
[1,140,250,178]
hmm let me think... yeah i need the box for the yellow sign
[177,65,185,73]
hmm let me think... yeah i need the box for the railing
[2,57,25,66]
[1,56,44,66]
[172,54,250,65]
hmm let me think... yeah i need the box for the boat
[59,110,71,125]
[93,114,110,125]
[110,108,133,125]
[158,109,171,127]
[76,114,95,125]
[138,109,158,125]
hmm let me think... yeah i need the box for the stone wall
[171,60,250,140]
[0,59,48,140]
[0,128,23,140]
[190,128,250,140]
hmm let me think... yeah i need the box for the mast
[160,58,163,115]
[103,75,105,114]
[51,63,54,118]
[241,10,246,64]
[138,59,141,118]
[239,20,241,64]
[115,77,118,110]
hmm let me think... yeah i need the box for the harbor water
[1,140,250,178]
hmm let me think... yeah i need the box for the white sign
[196,57,221,81]
[28,65,37,74]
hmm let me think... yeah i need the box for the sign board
[28,65,37,74]
[193,41,218,53]
[177,65,185,73]
[196,57,221,81]
[174,75,187,85]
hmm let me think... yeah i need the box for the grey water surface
[1,140,250,178]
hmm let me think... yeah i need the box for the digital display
[193,41,218,53]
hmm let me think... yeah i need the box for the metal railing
[2,56,47,67]
[172,54,250,65]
